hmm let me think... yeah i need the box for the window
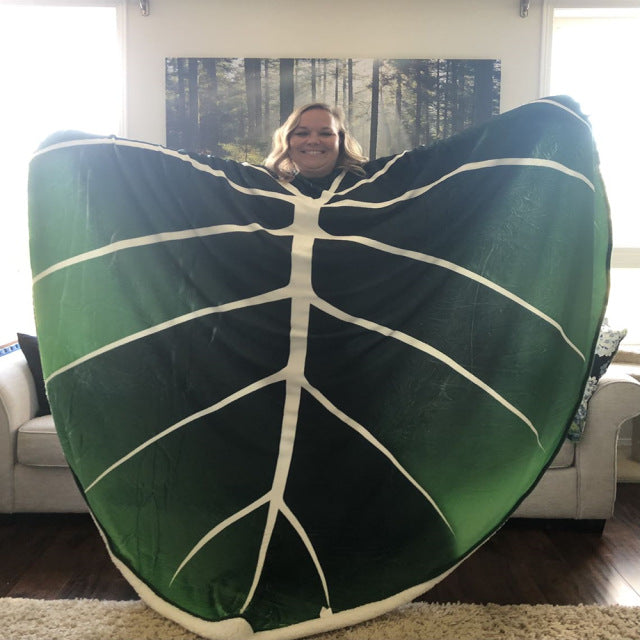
[0,1,123,344]
[544,3,640,345]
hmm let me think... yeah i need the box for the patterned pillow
[0,341,20,357]
[567,322,627,441]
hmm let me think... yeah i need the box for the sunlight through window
[550,7,640,344]
[0,4,122,343]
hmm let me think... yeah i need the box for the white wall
[123,0,545,144]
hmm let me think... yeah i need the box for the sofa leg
[576,519,606,534]
[507,518,607,534]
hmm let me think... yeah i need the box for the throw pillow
[16,332,51,417]
[567,322,627,441]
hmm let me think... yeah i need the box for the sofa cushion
[16,416,68,467]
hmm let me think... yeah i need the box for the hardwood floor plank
[7,516,98,598]
[595,484,640,602]
[548,530,640,606]
[0,515,52,597]
[0,514,135,600]
[423,527,577,605]
[1,485,639,604]
[423,485,640,606]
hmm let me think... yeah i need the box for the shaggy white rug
[1,599,639,640]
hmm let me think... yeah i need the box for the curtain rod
[137,0,530,20]
[138,0,527,20]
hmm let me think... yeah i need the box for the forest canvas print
[165,58,501,162]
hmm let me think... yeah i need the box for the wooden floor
[1,483,639,605]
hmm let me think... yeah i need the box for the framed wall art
[165,57,501,161]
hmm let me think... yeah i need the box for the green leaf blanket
[28,96,610,639]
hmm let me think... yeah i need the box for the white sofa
[1,348,640,523]
[513,362,640,523]
[0,348,86,512]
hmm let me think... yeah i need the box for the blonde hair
[264,103,368,180]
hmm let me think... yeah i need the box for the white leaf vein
[302,381,454,533]
[84,370,285,492]
[312,297,543,451]
[169,492,272,586]
[321,233,584,361]
[45,287,290,385]
[324,157,594,211]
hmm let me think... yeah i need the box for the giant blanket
[28,96,610,639]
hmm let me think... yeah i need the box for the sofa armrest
[575,365,640,518]
[0,350,39,510]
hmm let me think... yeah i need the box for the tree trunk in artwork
[264,60,272,140]
[451,61,465,135]
[342,61,347,113]
[201,58,219,155]
[423,61,433,148]
[279,58,295,125]
[187,58,199,151]
[176,59,187,149]
[347,59,354,125]
[444,60,453,138]
[473,60,493,125]
[436,59,442,140]
[322,59,328,102]
[413,65,423,149]
[245,58,263,139]
[311,59,317,102]
[369,59,381,159]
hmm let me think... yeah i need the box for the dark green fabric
[28,96,610,639]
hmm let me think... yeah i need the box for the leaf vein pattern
[169,492,272,586]
[45,287,291,385]
[302,382,454,533]
[332,97,589,198]
[312,298,543,450]
[36,129,595,620]
[84,371,286,492]
[324,234,584,361]
[33,137,297,202]
[32,222,290,284]
[324,157,594,210]
[279,500,332,611]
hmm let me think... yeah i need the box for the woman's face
[287,108,341,178]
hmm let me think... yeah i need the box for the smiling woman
[0,2,123,344]
[288,109,341,178]
[264,103,368,183]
